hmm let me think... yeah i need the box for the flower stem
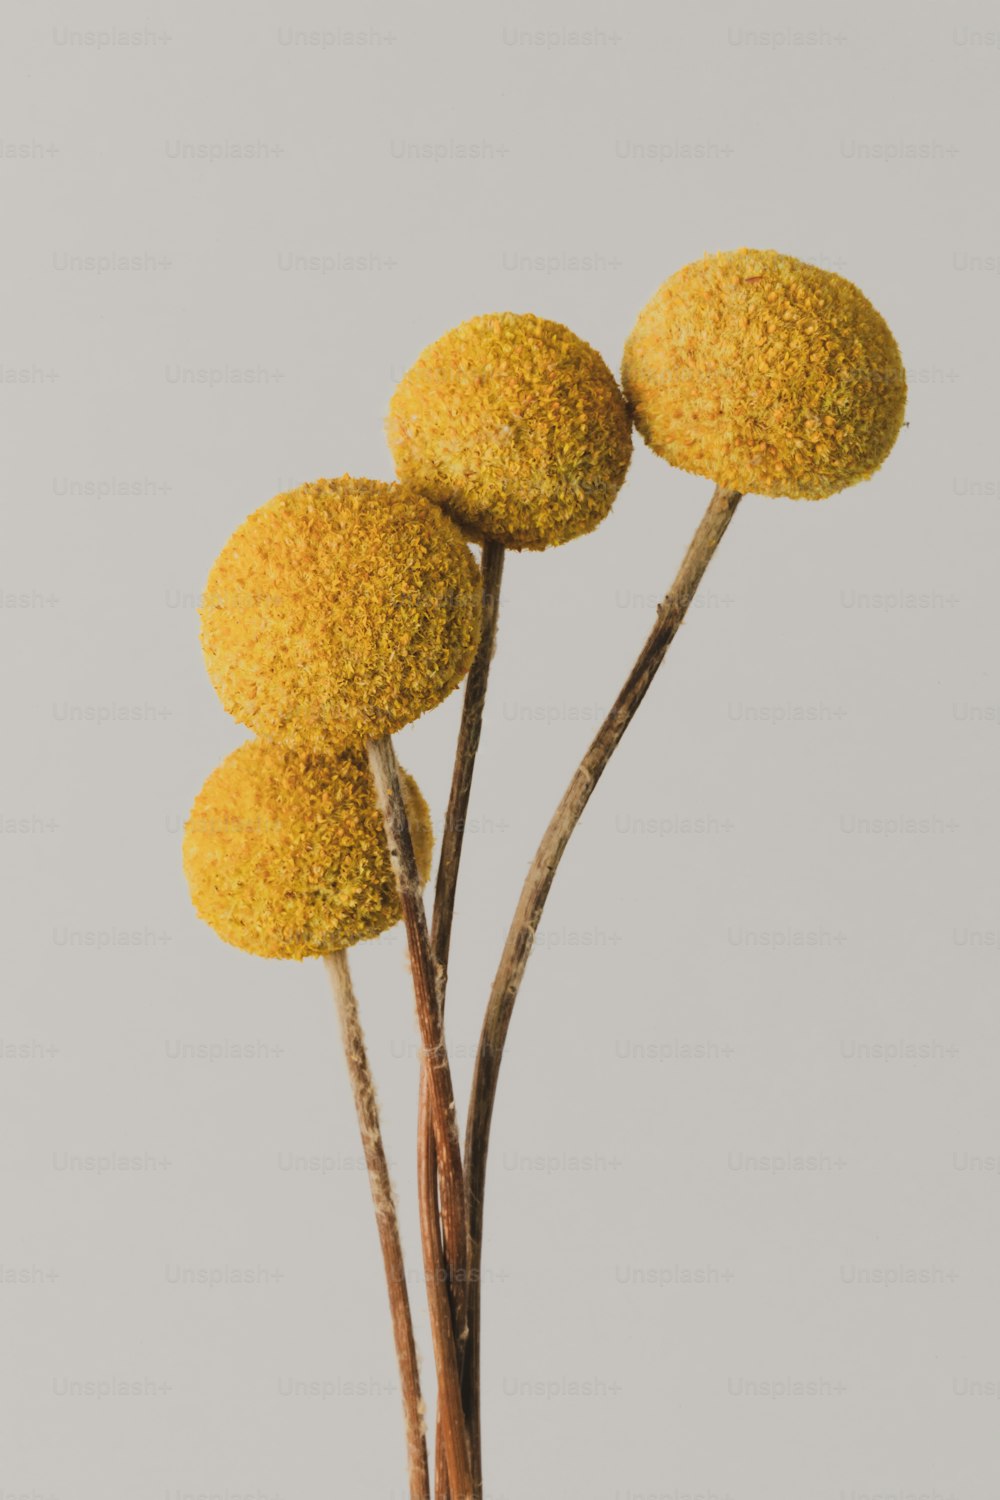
[462,483,743,1481]
[426,537,505,1497]
[366,733,474,1500]
[432,537,506,986]
[323,948,430,1500]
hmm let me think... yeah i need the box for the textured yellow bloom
[387,312,633,550]
[622,249,907,500]
[183,739,433,960]
[201,476,483,751]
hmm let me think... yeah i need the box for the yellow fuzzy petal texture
[183,739,433,960]
[387,312,633,551]
[201,476,483,751]
[622,249,907,500]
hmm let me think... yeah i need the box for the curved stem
[426,537,505,1498]
[462,484,743,1470]
[366,733,473,1500]
[323,949,430,1500]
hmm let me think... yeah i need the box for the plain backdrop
[2,2,998,1497]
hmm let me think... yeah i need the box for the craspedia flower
[183,739,433,960]
[386,312,633,551]
[201,476,483,751]
[621,249,907,500]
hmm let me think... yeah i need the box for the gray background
[2,2,997,1497]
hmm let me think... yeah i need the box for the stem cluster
[339,487,742,1498]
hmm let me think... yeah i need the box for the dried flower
[201,476,483,751]
[183,739,433,960]
[622,249,906,500]
[387,312,632,550]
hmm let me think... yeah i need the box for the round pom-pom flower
[201,476,483,751]
[387,312,633,550]
[183,739,433,960]
[621,249,906,500]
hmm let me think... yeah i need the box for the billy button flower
[621,247,906,500]
[199,475,483,752]
[388,309,632,1493]
[182,738,432,960]
[461,253,908,1466]
[183,736,433,1499]
[387,311,632,552]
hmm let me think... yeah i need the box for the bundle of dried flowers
[184,250,906,1500]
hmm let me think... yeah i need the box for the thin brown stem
[462,484,743,1485]
[323,948,430,1500]
[418,1090,458,1500]
[425,537,504,1498]
[432,537,506,986]
[422,534,503,1494]
[366,733,474,1500]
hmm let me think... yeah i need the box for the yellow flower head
[386,312,633,550]
[201,476,483,751]
[621,249,907,500]
[183,739,433,960]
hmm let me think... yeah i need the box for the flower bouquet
[183,249,906,1499]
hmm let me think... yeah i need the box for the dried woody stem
[462,483,744,1493]
[425,538,505,1497]
[323,948,430,1500]
[417,1087,457,1500]
[366,733,474,1500]
[432,540,507,991]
